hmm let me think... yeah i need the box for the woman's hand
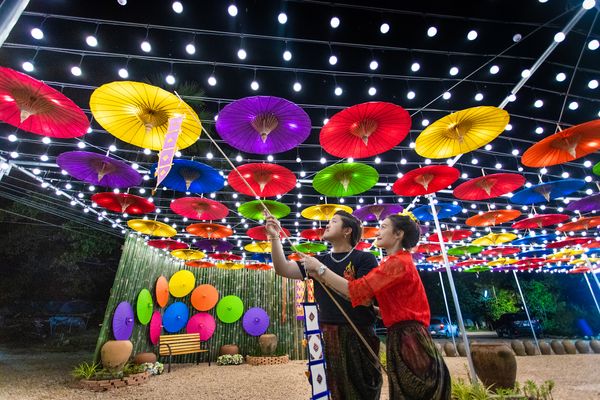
[301,255,322,277]
[264,215,281,239]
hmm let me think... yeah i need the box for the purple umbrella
[112,301,135,340]
[566,193,600,213]
[193,239,234,253]
[57,151,142,188]
[216,96,311,155]
[242,307,270,336]
[353,203,404,222]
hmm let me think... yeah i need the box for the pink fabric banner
[154,115,184,188]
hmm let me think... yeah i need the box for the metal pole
[582,253,600,292]
[583,273,600,317]
[428,195,477,384]
[512,270,541,354]
[0,0,30,48]
[438,271,457,350]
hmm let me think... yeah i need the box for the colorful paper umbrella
[128,219,177,237]
[455,259,487,267]
[453,173,525,200]
[514,258,546,269]
[216,295,244,323]
[217,262,244,270]
[412,203,462,221]
[511,214,570,230]
[447,245,483,256]
[481,247,521,256]
[156,276,169,308]
[291,242,328,253]
[250,253,272,263]
[242,307,270,336]
[170,197,229,221]
[57,151,142,188]
[149,311,162,345]
[170,249,206,261]
[244,241,272,253]
[0,67,89,137]
[191,284,219,311]
[392,165,459,196]
[163,302,189,333]
[518,249,553,258]
[238,200,290,220]
[91,192,155,214]
[356,241,373,250]
[568,266,592,274]
[150,160,224,193]
[511,179,586,204]
[426,255,459,263]
[466,210,521,227]
[193,239,234,253]
[362,227,379,239]
[313,162,379,197]
[169,270,195,297]
[300,228,326,241]
[288,253,310,261]
[415,106,509,159]
[90,81,200,150]
[415,243,441,254]
[185,260,215,268]
[148,239,188,251]
[487,258,518,267]
[547,237,592,249]
[566,193,600,213]
[186,223,233,239]
[550,248,584,258]
[216,96,311,154]
[471,233,517,246]
[320,102,411,159]
[558,216,600,232]
[582,241,600,249]
[593,161,600,176]
[228,163,296,197]
[247,225,291,241]
[353,204,404,222]
[209,253,242,261]
[464,265,492,273]
[521,120,600,167]
[186,313,216,341]
[112,301,135,340]
[246,262,272,271]
[136,289,153,325]
[428,229,473,243]
[301,204,353,220]
[511,234,557,246]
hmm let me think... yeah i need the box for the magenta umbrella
[149,310,162,345]
[186,312,217,341]
[215,96,311,154]
[57,151,142,188]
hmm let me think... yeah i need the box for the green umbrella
[313,162,379,197]
[216,295,244,323]
[447,245,483,256]
[136,288,153,325]
[291,242,328,253]
[463,265,491,273]
[238,200,290,220]
[593,161,600,177]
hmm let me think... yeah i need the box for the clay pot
[101,340,133,370]
[510,340,526,356]
[523,340,540,356]
[550,340,565,355]
[539,341,552,355]
[435,342,443,355]
[562,340,577,354]
[133,352,157,365]
[219,344,240,355]
[457,342,467,357]
[575,340,591,354]
[443,342,458,357]
[590,339,600,354]
[471,343,517,390]
[258,334,278,356]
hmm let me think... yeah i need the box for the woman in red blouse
[303,214,450,399]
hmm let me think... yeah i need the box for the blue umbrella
[511,179,586,205]
[150,159,224,194]
[412,202,462,221]
[584,247,600,256]
[163,302,189,333]
[518,248,554,258]
[511,233,557,246]
[250,253,272,263]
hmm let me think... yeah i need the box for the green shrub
[216,354,244,365]
[71,361,100,380]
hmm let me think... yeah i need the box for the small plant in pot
[216,354,244,365]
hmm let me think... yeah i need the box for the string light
[278,12,287,24]
[172,1,183,13]
[283,50,292,61]
[369,60,378,70]
[330,17,340,28]
[427,26,437,37]
[228,4,238,16]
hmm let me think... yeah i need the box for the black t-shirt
[297,250,378,326]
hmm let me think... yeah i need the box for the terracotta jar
[471,342,517,390]
[101,340,133,370]
[550,340,565,355]
[258,334,278,356]
[219,344,239,355]
[590,339,600,354]
[134,352,157,364]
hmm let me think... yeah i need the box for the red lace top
[348,251,430,328]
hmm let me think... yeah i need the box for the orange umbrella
[186,223,233,239]
[521,120,600,167]
[362,227,379,239]
[466,210,521,227]
[191,284,219,311]
[185,260,215,268]
[246,263,272,271]
[288,252,313,261]
[415,243,441,253]
[426,255,458,263]
[155,276,169,308]
[557,216,600,232]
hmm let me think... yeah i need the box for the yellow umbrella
[487,258,518,267]
[169,270,195,297]
[217,262,244,270]
[415,106,509,159]
[548,248,584,259]
[90,81,201,151]
[170,249,206,261]
[244,241,272,253]
[127,219,177,237]
[569,257,599,265]
[472,233,517,246]
[301,204,353,221]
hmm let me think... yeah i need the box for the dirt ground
[1,346,599,400]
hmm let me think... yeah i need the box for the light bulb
[369,60,378,70]
[568,101,579,110]
[71,66,82,76]
[588,79,598,89]
[250,80,259,90]
[467,30,478,40]
[31,28,44,40]
[293,82,302,92]
[185,43,196,55]
[165,74,175,85]
[554,32,565,42]
[588,39,599,50]
[283,50,292,61]
[118,68,129,78]
[329,55,338,65]
[534,99,543,108]
[489,65,499,74]
[380,23,390,34]
[334,86,343,96]
[368,86,376,96]
[278,12,287,24]
[237,49,247,59]
[427,26,437,37]
[172,1,183,13]
[407,91,416,99]
[475,93,483,101]
[22,61,34,72]
[330,17,340,28]
[208,75,217,86]
[141,40,151,52]
[449,67,459,76]
[228,4,238,16]
[86,35,98,47]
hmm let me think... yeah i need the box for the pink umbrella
[149,311,162,345]
[186,313,216,341]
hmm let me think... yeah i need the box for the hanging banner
[154,115,184,190]
[295,280,306,319]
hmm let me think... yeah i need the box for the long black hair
[386,214,420,250]
[334,210,363,247]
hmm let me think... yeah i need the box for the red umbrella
[147,239,188,251]
[557,216,600,232]
[185,260,215,268]
[246,263,272,271]
[247,225,291,241]
[514,257,546,269]
[209,253,242,261]
[187,223,233,239]
[453,173,525,200]
[546,237,592,249]
[455,259,486,267]
[91,192,155,214]
[480,247,521,256]
[415,243,441,254]
[228,163,296,197]
[393,165,460,196]
[288,252,312,261]
[300,228,326,241]
[171,197,229,221]
[466,210,522,227]
[511,214,569,230]
[582,241,600,249]
[362,227,379,239]
[356,241,373,251]
[428,229,473,243]
[320,102,411,159]
[0,67,89,138]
